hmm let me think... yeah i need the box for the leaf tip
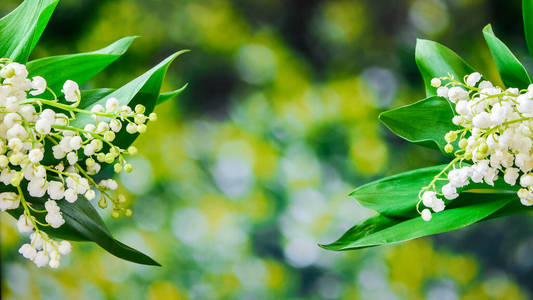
[483,23,494,35]
[377,110,390,123]
[163,49,191,66]
[318,242,345,251]
[175,49,191,57]
[415,38,432,48]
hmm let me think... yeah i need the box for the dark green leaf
[0,0,59,63]
[79,88,116,108]
[415,39,475,97]
[486,193,533,219]
[6,183,160,266]
[351,164,517,218]
[379,96,458,153]
[321,193,514,251]
[80,87,186,109]
[69,50,187,152]
[26,37,136,93]
[483,24,532,89]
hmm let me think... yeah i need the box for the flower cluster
[418,72,533,221]
[0,59,156,267]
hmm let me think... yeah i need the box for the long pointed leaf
[524,0,533,58]
[7,182,160,266]
[71,50,188,150]
[351,165,445,218]
[321,193,514,251]
[26,36,136,92]
[415,39,474,97]
[483,24,532,89]
[80,87,186,109]
[351,164,517,218]
[379,96,458,153]
[156,83,188,105]
[0,0,59,63]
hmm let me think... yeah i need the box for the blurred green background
[2,0,533,299]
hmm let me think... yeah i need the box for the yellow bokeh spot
[350,137,387,175]
[265,260,286,290]
[147,281,188,300]
[241,190,273,222]
[0,213,19,248]
[322,0,366,42]
[220,273,241,293]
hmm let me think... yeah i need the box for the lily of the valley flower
[418,72,533,221]
[0,59,155,268]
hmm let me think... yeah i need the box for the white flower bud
[105,97,119,112]
[58,241,71,255]
[466,72,482,86]
[28,149,44,163]
[431,78,441,88]
[34,251,50,267]
[62,80,80,102]
[30,76,47,95]
[421,209,432,221]
[17,214,34,233]
[69,135,82,150]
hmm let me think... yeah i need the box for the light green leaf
[524,0,533,58]
[483,24,532,89]
[351,164,517,218]
[7,183,160,266]
[26,37,136,93]
[0,0,59,63]
[321,193,514,251]
[351,165,444,218]
[79,87,186,109]
[415,39,475,97]
[156,83,188,105]
[71,50,188,150]
[379,96,458,153]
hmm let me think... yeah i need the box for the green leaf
[524,0,533,58]
[379,96,458,152]
[7,183,160,266]
[80,87,186,109]
[156,83,188,105]
[351,164,517,218]
[351,165,445,218]
[483,24,532,89]
[71,50,188,150]
[321,192,514,251]
[415,39,475,97]
[79,88,116,108]
[0,0,59,63]
[26,36,136,93]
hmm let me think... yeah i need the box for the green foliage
[482,24,531,89]
[70,50,188,150]
[8,184,160,265]
[415,39,474,97]
[0,0,58,63]
[523,0,533,58]
[0,0,187,266]
[327,0,533,252]
[156,83,189,105]
[379,96,458,153]
[26,36,136,93]
[349,165,445,218]
[322,193,514,250]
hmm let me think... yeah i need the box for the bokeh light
[2,0,533,299]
